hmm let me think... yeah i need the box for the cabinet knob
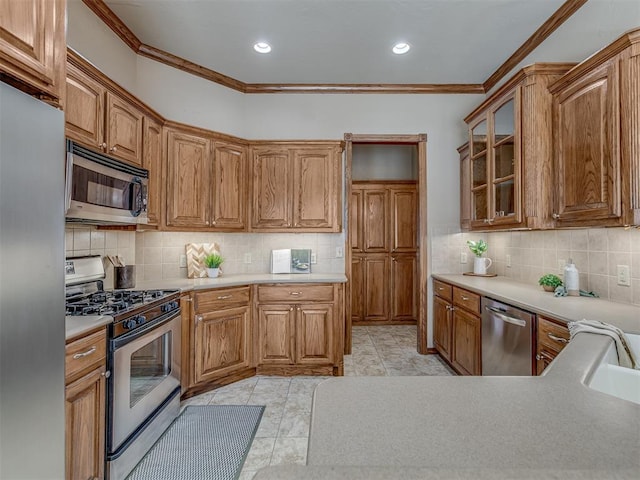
[205,221,210,225]
[98,142,107,149]
[101,370,111,378]
[109,146,118,152]
[297,307,301,311]
[552,213,561,220]
[212,220,216,225]
[195,314,203,323]
[289,307,293,311]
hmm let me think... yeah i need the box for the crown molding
[82,0,590,95]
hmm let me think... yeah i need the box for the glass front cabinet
[462,64,575,231]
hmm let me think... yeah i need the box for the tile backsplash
[431,226,640,307]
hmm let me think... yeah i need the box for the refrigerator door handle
[485,306,527,327]
[64,151,73,213]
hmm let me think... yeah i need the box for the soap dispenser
[564,259,579,296]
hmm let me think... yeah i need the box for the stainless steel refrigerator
[0,82,65,478]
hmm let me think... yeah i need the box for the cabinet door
[65,366,106,480]
[106,92,144,166]
[390,254,417,322]
[252,149,291,228]
[452,308,481,376]
[554,60,621,226]
[257,304,295,364]
[65,64,105,149]
[433,296,452,362]
[350,189,364,252]
[0,0,64,101]
[469,118,489,227]
[296,303,334,365]
[363,189,389,252]
[293,149,338,229]
[350,256,365,323]
[194,306,250,383]
[166,129,211,227]
[459,143,471,231]
[390,186,417,252]
[212,141,247,230]
[364,255,390,322]
[143,117,163,226]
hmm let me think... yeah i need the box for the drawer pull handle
[73,346,96,359]
[289,292,302,296]
[217,295,232,300]
[461,296,469,301]
[537,351,554,361]
[547,333,568,344]
[438,287,444,291]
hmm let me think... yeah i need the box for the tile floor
[180,325,456,479]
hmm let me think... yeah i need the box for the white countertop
[65,273,346,340]
[432,274,640,334]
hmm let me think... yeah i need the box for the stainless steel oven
[107,307,181,480]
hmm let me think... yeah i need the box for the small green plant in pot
[538,273,563,292]
[203,253,224,278]
[467,239,492,274]
[466,239,488,257]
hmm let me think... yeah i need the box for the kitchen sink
[587,333,640,405]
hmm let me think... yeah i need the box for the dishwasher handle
[485,306,527,327]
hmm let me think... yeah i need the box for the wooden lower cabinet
[451,307,481,376]
[256,283,342,375]
[433,294,452,362]
[65,327,107,480]
[185,286,254,397]
[536,316,570,375]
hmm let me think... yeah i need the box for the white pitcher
[473,256,492,275]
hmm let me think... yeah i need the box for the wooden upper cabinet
[252,148,292,228]
[165,128,211,228]
[106,92,144,166]
[390,186,418,252]
[0,0,65,104]
[212,141,247,230]
[463,63,575,231]
[65,63,105,149]
[143,117,163,226]
[550,29,640,228]
[251,142,343,232]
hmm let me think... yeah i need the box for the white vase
[473,256,492,275]
[206,267,220,278]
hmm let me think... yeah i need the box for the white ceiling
[103,0,640,85]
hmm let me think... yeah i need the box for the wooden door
[390,254,417,322]
[166,129,211,228]
[252,149,291,228]
[194,306,250,383]
[0,0,64,102]
[350,189,364,252]
[452,308,481,376]
[554,60,621,226]
[363,188,389,252]
[293,149,336,229]
[257,304,295,364]
[65,366,105,480]
[212,141,247,230]
[296,303,334,364]
[106,92,144,166]
[433,296,452,362]
[363,255,390,322]
[143,117,163,226]
[390,186,418,252]
[65,64,105,149]
[350,256,365,323]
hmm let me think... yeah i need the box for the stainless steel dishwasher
[481,297,535,375]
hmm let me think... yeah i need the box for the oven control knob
[136,315,146,326]
[123,319,137,330]
[171,301,179,310]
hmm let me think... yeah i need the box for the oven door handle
[112,310,180,349]
[485,306,527,327]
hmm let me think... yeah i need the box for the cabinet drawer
[433,280,452,301]
[452,287,480,315]
[194,286,250,312]
[258,284,334,303]
[538,316,570,353]
[65,328,107,383]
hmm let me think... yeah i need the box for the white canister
[564,259,579,296]
[473,256,492,275]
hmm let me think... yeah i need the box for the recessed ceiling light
[254,42,272,54]
[392,42,410,55]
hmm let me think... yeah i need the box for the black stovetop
[65,288,180,318]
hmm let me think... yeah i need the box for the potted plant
[203,253,224,278]
[538,274,563,292]
[466,239,492,274]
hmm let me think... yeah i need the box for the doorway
[344,134,428,355]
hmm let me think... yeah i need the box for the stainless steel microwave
[65,140,148,225]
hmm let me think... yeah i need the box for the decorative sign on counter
[271,249,311,274]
